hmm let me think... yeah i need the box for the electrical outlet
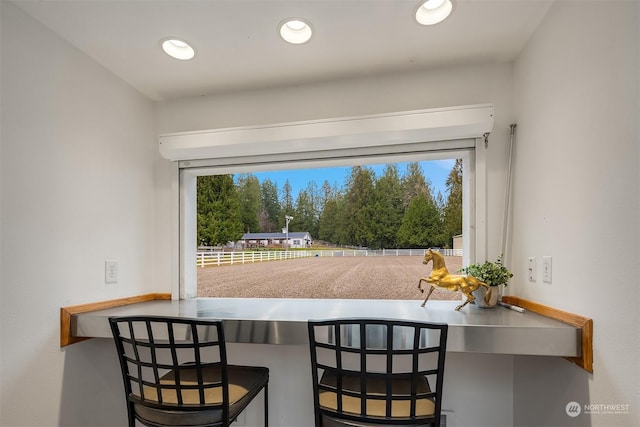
[105,260,118,284]
[528,257,537,282]
[542,256,552,283]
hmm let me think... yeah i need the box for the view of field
[198,255,463,301]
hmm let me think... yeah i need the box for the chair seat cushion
[132,364,268,426]
[140,365,266,405]
[318,371,435,419]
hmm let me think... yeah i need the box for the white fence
[196,248,462,268]
[313,248,463,257]
[197,250,312,267]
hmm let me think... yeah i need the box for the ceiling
[13,0,554,102]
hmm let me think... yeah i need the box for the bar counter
[71,298,580,357]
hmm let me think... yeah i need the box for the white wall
[511,1,639,426]
[0,3,158,426]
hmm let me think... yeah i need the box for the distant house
[452,234,463,250]
[239,232,312,249]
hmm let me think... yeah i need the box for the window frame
[172,143,486,300]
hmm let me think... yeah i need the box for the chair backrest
[109,316,231,421]
[308,318,448,426]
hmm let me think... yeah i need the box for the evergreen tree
[442,159,463,247]
[434,189,447,235]
[304,181,321,237]
[317,179,343,243]
[280,179,294,228]
[320,180,337,208]
[197,175,244,246]
[342,166,376,247]
[260,178,280,232]
[372,164,404,249]
[318,197,339,243]
[332,196,349,246]
[401,162,433,208]
[294,189,317,236]
[236,173,261,233]
[397,194,445,248]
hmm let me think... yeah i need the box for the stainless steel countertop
[73,298,580,356]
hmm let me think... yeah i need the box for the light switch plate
[542,256,552,283]
[105,260,118,284]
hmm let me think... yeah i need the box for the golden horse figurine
[418,249,492,311]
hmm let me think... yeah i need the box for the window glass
[191,155,470,300]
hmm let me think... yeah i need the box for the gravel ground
[198,255,463,301]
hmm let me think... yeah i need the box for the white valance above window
[158,104,494,164]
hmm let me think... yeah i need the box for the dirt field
[198,255,462,301]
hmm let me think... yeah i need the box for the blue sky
[251,159,456,201]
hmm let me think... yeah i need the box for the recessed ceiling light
[279,18,313,44]
[416,0,453,26]
[161,38,195,60]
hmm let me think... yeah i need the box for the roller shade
[159,104,494,164]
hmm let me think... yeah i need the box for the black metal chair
[109,316,269,427]
[308,319,448,427]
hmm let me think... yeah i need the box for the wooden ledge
[60,293,171,347]
[501,296,593,373]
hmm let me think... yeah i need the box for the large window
[194,158,466,300]
[168,106,492,299]
[178,147,483,300]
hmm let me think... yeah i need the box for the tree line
[197,160,462,250]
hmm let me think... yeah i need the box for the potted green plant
[459,255,513,308]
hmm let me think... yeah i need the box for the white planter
[472,285,499,308]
